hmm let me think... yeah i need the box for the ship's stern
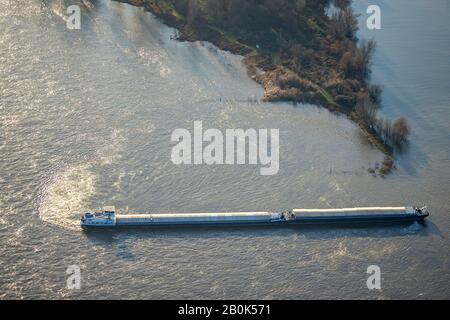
[80,206,117,229]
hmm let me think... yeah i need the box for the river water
[0,0,448,299]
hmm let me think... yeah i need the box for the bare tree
[392,117,411,146]
[331,7,359,39]
[356,95,377,127]
[358,39,376,79]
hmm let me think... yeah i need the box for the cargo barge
[80,206,429,229]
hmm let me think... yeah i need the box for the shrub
[391,117,411,146]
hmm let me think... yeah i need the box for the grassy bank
[115,0,409,176]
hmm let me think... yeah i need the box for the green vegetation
[117,0,411,176]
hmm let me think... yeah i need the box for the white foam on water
[38,165,96,231]
[37,127,128,230]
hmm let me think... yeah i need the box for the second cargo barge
[80,206,429,229]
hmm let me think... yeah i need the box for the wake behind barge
[80,206,429,229]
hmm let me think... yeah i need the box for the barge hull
[80,206,429,229]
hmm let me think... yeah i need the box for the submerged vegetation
[117,0,411,176]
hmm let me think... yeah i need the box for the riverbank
[115,0,400,175]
